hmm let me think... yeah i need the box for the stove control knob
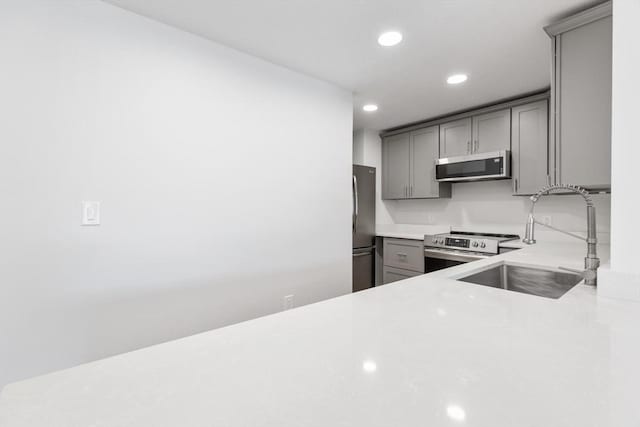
[432,237,438,244]
[438,238,445,245]
[472,241,479,248]
[480,242,486,248]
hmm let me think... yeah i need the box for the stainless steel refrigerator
[352,165,376,292]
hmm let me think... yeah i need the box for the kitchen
[352,2,612,290]
[1,0,639,425]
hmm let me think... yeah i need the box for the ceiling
[104,0,597,131]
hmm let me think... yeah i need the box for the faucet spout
[522,184,599,286]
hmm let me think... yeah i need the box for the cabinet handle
[397,252,408,258]
[513,178,518,193]
[474,140,479,153]
[467,140,471,154]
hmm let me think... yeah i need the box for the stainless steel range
[423,231,519,273]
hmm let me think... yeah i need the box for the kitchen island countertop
[2,240,639,427]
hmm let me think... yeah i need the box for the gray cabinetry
[381,91,550,197]
[472,109,511,154]
[546,1,612,190]
[382,238,424,285]
[440,111,510,157]
[383,238,424,272]
[511,100,549,195]
[382,128,450,200]
[381,133,410,199]
[382,266,422,285]
[439,118,472,157]
[410,127,451,199]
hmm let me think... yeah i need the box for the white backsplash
[381,180,611,242]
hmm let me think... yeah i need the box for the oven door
[424,248,491,273]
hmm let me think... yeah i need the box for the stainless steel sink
[456,263,584,299]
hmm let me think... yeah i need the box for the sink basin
[456,263,584,299]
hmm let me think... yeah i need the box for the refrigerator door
[352,165,376,250]
[352,247,375,292]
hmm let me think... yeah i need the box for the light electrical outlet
[81,201,101,226]
[283,294,295,311]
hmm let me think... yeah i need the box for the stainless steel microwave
[435,150,511,182]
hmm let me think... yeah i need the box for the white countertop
[2,241,640,427]
[376,224,450,240]
[376,230,428,240]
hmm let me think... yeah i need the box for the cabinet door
[439,118,472,157]
[383,238,424,273]
[410,126,444,198]
[555,16,612,189]
[512,100,549,195]
[472,109,511,153]
[382,266,423,285]
[381,133,410,199]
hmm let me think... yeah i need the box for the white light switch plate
[81,201,100,226]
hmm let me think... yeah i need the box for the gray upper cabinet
[381,91,550,198]
[511,100,549,195]
[440,111,510,157]
[472,109,511,154]
[439,118,472,157]
[382,128,451,200]
[410,127,451,199]
[546,1,612,190]
[381,133,410,199]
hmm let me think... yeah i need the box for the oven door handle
[423,248,491,263]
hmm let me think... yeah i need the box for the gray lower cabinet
[546,2,612,190]
[472,109,511,154]
[382,238,424,285]
[382,128,450,200]
[383,266,422,285]
[439,117,472,157]
[511,100,549,195]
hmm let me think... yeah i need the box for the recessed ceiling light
[362,360,377,373]
[363,104,378,112]
[447,74,468,85]
[446,405,466,422]
[377,31,403,47]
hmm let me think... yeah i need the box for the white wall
[386,181,610,237]
[0,1,352,388]
[610,0,640,273]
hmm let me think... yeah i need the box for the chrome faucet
[523,184,599,286]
